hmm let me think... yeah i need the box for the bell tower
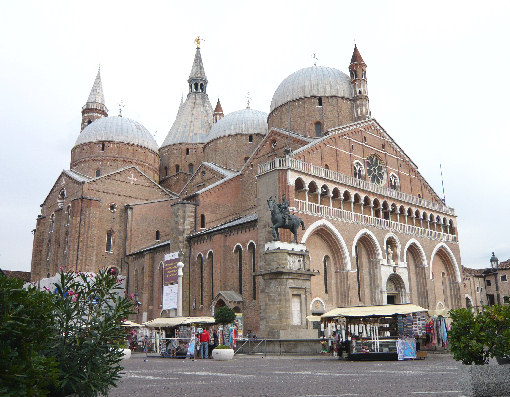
[349,45,370,121]
[81,68,108,131]
[188,37,208,94]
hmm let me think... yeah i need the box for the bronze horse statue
[267,196,305,243]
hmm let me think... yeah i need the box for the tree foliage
[0,275,59,396]
[0,269,134,396]
[449,305,510,365]
[214,305,236,325]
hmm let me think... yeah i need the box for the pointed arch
[430,243,461,282]
[351,229,383,260]
[383,232,402,263]
[403,238,427,266]
[301,219,351,270]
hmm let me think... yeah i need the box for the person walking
[199,328,211,359]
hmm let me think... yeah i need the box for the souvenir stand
[321,304,428,361]
[143,316,216,358]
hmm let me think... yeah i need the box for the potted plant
[449,305,510,396]
[212,306,237,360]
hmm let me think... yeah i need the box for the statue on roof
[195,36,201,49]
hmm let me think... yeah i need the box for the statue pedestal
[257,242,316,339]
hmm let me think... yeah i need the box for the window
[249,243,256,300]
[501,275,507,282]
[323,256,329,294]
[49,213,55,233]
[164,166,168,176]
[96,169,101,177]
[476,286,480,292]
[249,135,253,143]
[314,122,322,137]
[486,279,492,286]
[200,214,205,229]
[66,205,71,226]
[504,296,510,304]
[317,97,322,106]
[155,230,160,241]
[87,119,92,125]
[199,255,204,306]
[194,82,198,91]
[101,142,105,151]
[188,164,194,174]
[244,157,249,163]
[200,83,204,92]
[235,246,243,295]
[109,203,117,213]
[186,148,190,155]
[175,164,180,173]
[106,231,113,253]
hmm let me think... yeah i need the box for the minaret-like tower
[188,41,208,94]
[349,45,370,121]
[213,99,224,123]
[81,68,108,131]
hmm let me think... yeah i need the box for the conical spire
[81,67,108,131]
[188,48,207,82]
[213,98,224,123]
[87,67,106,105]
[350,45,365,65]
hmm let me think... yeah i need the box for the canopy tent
[321,304,428,319]
[144,316,216,328]
[122,320,142,327]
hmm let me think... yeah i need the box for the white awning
[321,304,428,319]
[143,316,216,328]
[306,315,322,322]
[122,320,142,327]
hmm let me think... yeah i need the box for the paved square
[112,353,467,396]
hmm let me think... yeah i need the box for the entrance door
[291,294,301,325]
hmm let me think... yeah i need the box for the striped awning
[321,304,428,319]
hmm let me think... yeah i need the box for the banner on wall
[163,252,179,285]
[162,252,180,310]
[162,284,178,310]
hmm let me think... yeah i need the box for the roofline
[189,214,257,238]
[127,240,171,256]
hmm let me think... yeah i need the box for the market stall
[321,304,428,361]
[143,316,216,357]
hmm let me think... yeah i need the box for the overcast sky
[1,1,508,272]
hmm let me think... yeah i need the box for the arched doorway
[405,240,428,308]
[352,230,383,306]
[386,274,405,304]
[430,244,461,310]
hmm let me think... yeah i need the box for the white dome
[75,116,158,152]
[270,66,353,112]
[207,108,268,142]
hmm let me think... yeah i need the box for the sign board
[163,252,179,285]
[162,284,178,310]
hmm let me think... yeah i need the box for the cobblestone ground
[112,353,467,396]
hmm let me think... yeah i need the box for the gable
[180,162,236,198]
[41,170,88,213]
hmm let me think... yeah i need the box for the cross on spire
[312,53,319,66]
[118,100,125,117]
[246,92,251,109]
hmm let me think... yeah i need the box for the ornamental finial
[195,36,201,49]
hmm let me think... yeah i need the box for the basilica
[31,42,464,336]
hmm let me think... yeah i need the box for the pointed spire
[350,45,365,65]
[213,98,224,123]
[87,67,106,105]
[81,67,108,131]
[188,48,207,82]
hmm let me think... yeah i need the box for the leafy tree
[214,305,236,325]
[0,274,59,396]
[49,269,134,397]
[449,305,510,365]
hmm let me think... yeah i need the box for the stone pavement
[112,353,467,396]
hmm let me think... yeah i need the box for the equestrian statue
[267,195,305,243]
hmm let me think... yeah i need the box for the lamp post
[490,252,501,305]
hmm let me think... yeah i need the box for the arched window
[186,148,190,155]
[155,230,160,241]
[235,245,243,294]
[200,214,205,229]
[101,142,105,151]
[49,213,55,233]
[208,251,214,298]
[96,169,101,177]
[164,166,168,176]
[175,164,180,173]
[248,243,256,300]
[317,97,323,106]
[248,135,253,143]
[66,205,71,226]
[314,122,322,137]
[105,231,113,253]
[200,83,204,92]
[194,82,199,91]
[323,256,329,294]
[188,164,194,174]
[199,255,204,306]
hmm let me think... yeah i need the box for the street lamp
[490,252,501,305]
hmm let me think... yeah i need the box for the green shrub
[214,306,236,325]
[213,344,231,350]
[0,274,59,396]
[449,305,510,365]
